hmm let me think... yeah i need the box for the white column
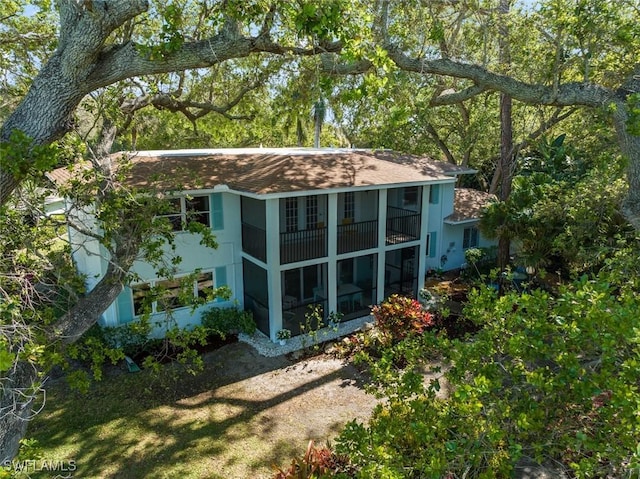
[265,198,282,341]
[417,185,431,292]
[376,189,388,303]
[327,193,338,314]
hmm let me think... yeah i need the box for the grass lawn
[23,342,376,479]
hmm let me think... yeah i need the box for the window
[463,227,479,249]
[196,272,214,301]
[186,196,210,227]
[156,277,189,312]
[133,276,194,314]
[429,184,440,204]
[285,197,298,232]
[306,195,318,229]
[132,283,152,316]
[160,195,211,231]
[158,198,183,231]
[343,192,355,222]
[131,269,226,316]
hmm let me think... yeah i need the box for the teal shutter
[429,184,440,204]
[116,287,134,324]
[429,231,438,258]
[215,266,228,302]
[211,193,224,230]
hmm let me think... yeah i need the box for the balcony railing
[242,223,267,262]
[280,227,327,264]
[386,206,421,245]
[337,219,378,254]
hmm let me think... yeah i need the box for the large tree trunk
[0,262,130,460]
[497,92,514,271]
[0,0,149,204]
[0,362,40,463]
[1,118,138,459]
[51,263,128,345]
[613,103,640,231]
[0,59,89,198]
[496,0,514,273]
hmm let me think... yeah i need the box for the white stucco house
[49,148,496,341]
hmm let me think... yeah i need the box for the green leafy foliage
[276,328,291,340]
[0,130,59,178]
[627,93,640,136]
[0,180,88,390]
[481,136,631,274]
[0,346,15,372]
[335,264,640,478]
[65,326,126,388]
[201,306,256,339]
[298,306,342,352]
[65,319,234,389]
[102,320,152,357]
[291,1,345,40]
[520,134,588,181]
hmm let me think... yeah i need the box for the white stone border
[239,315,373,357]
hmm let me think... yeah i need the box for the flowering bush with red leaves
[371,294,434,344]
[272,440,356,478]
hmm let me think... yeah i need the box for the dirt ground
[31,340,379,479]
[204,342,374,474]
[184,340,379,478]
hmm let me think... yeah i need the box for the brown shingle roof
[445,188,497,223]
[48,148,473,195]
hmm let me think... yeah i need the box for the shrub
[63,325,126,390]
[336,276,640,478]
[101,319,152,357]
[201,306,256,338]
[371,294,434,345]
[272,440,357,479]
[276,328,291,340]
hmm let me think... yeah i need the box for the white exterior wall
[440,184,455,217]
[425,182,448,271]
[441,222,495,272]
[441,224,465,270]
[423,182,492,272]
[66,204,122,328]
[89,192,244,336]
[67,205,105,290]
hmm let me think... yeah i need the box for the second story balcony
[280,226,327,264]
[337,219,378,254]
[386,206,421,245]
